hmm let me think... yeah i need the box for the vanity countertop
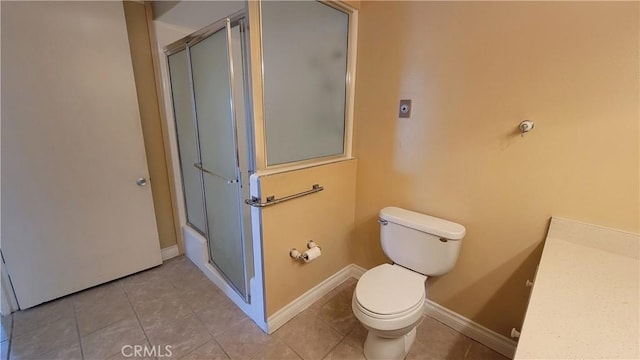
[514,218,639,359]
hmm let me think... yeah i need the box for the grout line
[270,328,306,360]
[180,338,221,360]
[321,334,345,359]
[70,300,86,360]
[169,264,232,360]
[122,281,157,360]
[5,315,14,360]
[72,287,132,338]
[207,317,247,359]
[317,315,349,359]
[318,314,350,339]
[210,337,233,360]
[462,339,473,359]
[282,286,352,360]
[281,340,306,360]
[192,314,236,359]
[147,260,219,359]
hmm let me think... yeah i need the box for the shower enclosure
[166,14,253,300]
[161,0,354,327]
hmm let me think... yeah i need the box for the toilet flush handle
[378,219,388,225]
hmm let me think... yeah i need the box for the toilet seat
[355,295,424,320]
[354,264,426,317]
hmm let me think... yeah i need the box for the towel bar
[244,184,324,208]
[193,162,237,184]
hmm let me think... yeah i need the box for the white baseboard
[160,245,180,261]
[423,299,517,359]
[267,264,359,333]
[350,264,367,279]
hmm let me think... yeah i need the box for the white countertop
[515,218,639,360]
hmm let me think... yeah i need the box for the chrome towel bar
[244,184,324,208]
[193,163,237,184]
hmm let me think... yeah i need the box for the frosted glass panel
[261,1,349,165]
[168,49,205,233]
[203,175,245,295]
[190,27,238,181]
[189,25,247,297]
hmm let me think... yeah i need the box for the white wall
[153,1,244,34]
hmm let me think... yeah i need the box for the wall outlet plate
[399,99,412,118]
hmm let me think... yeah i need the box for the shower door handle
[193,163,237,184]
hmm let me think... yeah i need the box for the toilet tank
[379,207,465,276]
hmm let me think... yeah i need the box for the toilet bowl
[352,207,465,360]
[352,264,426,360]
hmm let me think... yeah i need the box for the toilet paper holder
[290,241,321,262]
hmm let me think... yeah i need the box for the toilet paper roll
[303,246,321,263]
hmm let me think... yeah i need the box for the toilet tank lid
[380,207,466,240]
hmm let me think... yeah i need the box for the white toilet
[352,207,466,360]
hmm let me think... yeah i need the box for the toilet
[352,207,465,360]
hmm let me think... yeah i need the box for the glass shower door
[168,49,206,234]
[189,20,248,299]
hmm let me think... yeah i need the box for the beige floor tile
[123,264,168,290]
[316,287,358,335]
[322,338,364,360]
[306,279,356,315]
[275,312,344,360]
[464,340,508,360]
[1,259,497,360]
[169,266,215,293]
[184,284,227,313]
[1,315,12,342]
[181,339,230,360]
[123,268,171,300]
[71,280,124,313]
[81,316,147,360]
[193,299,248,336]
[12,297,74,337]
[76,292,135,336]
[405,337,432,360]
[38,339,83,360]
[131,287,192,329]
[126,278,175,305]
[407,316,471,360]
[10,316,77,360]
[250,339,301,360]
[144,314,211,359]
[343,323,368,350]
[215,319,271,360]
[161,256,196,275]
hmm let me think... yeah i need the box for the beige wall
[261,160,357,316]
[352,1,639,338]
[123,2,178,250]
[343,0,360,10]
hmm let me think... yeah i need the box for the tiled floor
[1,256,508,360]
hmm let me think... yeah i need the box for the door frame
[1,251,19,315]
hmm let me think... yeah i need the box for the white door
[1,2,162,309]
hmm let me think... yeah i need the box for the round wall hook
[519,120,534,136]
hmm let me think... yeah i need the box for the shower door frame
[164,11,255,303]
[249,0,359,171]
